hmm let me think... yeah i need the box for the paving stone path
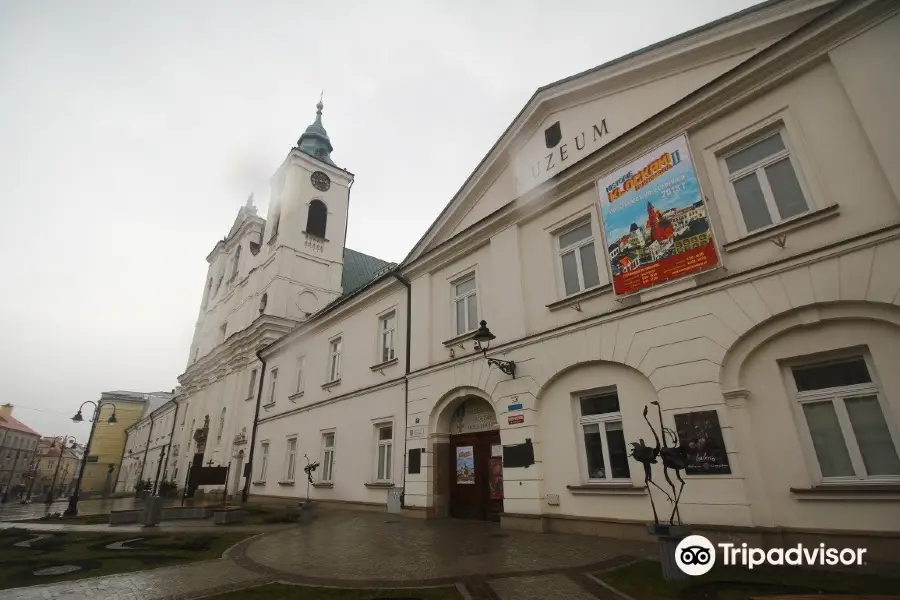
[2,511,657,600]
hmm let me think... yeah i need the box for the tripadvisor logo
[675,535,867,576]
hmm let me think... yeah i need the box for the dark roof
[341,248,395,296]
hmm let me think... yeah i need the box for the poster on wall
[595,134,719,296]
[673,410,732,475]
[488,457,503,500]
[456,446,475,484]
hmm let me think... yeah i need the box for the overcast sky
[0,0,763,439]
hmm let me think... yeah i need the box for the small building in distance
[0,404,41,497]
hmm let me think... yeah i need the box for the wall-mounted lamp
[473,320,516,378]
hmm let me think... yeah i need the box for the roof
[0,414,40,437]
[341,248,395,296]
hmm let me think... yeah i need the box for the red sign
[614,242,717,295]
[508,414,524,425]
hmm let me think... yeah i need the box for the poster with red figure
[595,134,720,296]
[488,457,503,500]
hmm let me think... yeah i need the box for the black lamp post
[473,320,516,378]
[47,436,77,504]
[64,401,117,516]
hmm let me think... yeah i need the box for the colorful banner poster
[488,457,504,500]
[595,134,719,295]
[456,446,475,484]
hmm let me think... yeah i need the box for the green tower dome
[296,100,335,166]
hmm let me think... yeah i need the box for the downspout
[392,272,412,508]
[242,349,268,503]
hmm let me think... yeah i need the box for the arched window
[259,292,268,315]
[231,245,241,279]
[203,278,213,308]
[306,200,327,238]
[217,408,226,442]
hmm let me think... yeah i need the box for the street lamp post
[64,401,118,516]
[46,436,77,504]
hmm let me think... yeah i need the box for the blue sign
[508,403,523,411]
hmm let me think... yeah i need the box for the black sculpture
[630,401,699,525]
[628,405,673,524]
[302,454,319,503]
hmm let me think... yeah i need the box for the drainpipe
[162,398,180,482]
[242,350,268,503]
[392,272,412,508]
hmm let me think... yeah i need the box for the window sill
[262,402,275,410]
[442,330,478,348]
[245,395,255,402]
[277,480,295,487]
[288,391,305,402]
[312,481,333,488]
[546,284,612,312]
[566,483,646,495]
[322,379,341,390]
[251,481,266,486]
[302,231,330,242]
[370,358,398,372]
[364,481,394,489]
[722,204,839,252]
[790,483,900,500]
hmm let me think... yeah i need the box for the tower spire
[296,95,334,166]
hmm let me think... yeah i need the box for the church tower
[260,98,353,320]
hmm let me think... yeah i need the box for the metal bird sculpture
[652,401,700,525]
[628,405,674,524]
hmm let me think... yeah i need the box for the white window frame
[258,441,269,481]
[719,127,814,236]
[328,336,342,383]
[451,272,478,337]
[574,389,631,483]
[379,311,396,364]
[266,367,278,406]
[294,355,306,394]
[374,422,394,483]
[555,218,602,297]
[320,431,336,483]
[784,353,900,484]
[284,436,297,482]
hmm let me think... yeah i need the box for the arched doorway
[444,396,502,521]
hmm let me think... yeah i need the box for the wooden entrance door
[449,430,502,521]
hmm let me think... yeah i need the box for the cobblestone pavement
[3,510,657,600]
[235,510,657,585]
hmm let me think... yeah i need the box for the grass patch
[599,559,900,600]
[204,583,462,600]
[0,528,250,589]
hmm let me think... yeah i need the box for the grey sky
[0,0,763,439]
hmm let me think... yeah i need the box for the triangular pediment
[404,0,835,263]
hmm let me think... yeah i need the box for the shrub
[134,479,152,492]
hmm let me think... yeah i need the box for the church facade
[133,0,900,559]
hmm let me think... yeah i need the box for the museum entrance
[447,397,503,521]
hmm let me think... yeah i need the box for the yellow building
[79,391,172,495]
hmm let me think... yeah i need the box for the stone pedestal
[142,496,163,527]
[213,507,243,524]
[647,523,690,581]
[299,501,315,523]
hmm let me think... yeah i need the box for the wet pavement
[0,497,160,522]
[2,509,658,600]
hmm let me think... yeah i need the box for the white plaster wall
[251,382,404,504]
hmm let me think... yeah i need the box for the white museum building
[125,0,900,560]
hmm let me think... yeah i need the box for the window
[722,130,810,234]
[375,424,393,482]
[328,337,342,382]
[203,278,213,308]
[295,356,305,394]
[231,245,241,280]
[379,312,396,363]
[269,211,280,241]
[258,442,269,480]
[452,274,478,336]
[321,432,335,482]
[247,369,258,399]
[220,322,227,343]
[557,221,601,296]
[790,356,900,481]
[284,437,297,481]
[306,200,328,238]
[217,408,226,442]
[577,390,631,481]
[267,368,278,405]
